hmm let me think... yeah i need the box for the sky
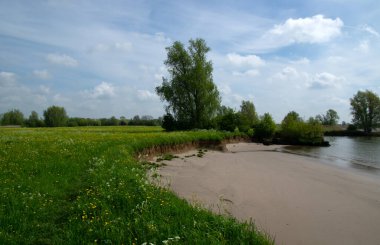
[1,0,379,123]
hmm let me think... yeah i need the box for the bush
[162,113,176,131]
[280,111,324,145]
[217,111,240,132]
[347,124,357,131]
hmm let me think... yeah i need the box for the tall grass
[0,126,273,244]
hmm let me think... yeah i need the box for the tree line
[156,38,380,143]
[0,106,161,127]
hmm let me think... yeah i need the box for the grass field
[0,126,273,244]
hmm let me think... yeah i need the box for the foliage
[254,113,276,140]
[128,115,161,126]
[68,117,101,127]
[156,38,221,129]
[0,126,272,244]
[315,109,340,125]
[347,124,358,131]
[216,109,240,132]
[350,90,380,134]
[239,100,258,130]
[0,109,24,126]
[280,111,324,145]
[43,105,68,127]
[161,113,177,131]
[25,111,45,127]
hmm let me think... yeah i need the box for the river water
[283,137,380,174]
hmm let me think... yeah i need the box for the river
[283,136,380,174]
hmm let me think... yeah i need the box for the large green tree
[255,113,276,140]
[43,105,68,127]
[156,38,221,129]
[239,100,258,126]
[350,90,380,133]
[0,109,24,126]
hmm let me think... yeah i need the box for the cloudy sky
[1,0,379,122]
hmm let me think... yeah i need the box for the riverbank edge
[136,136,251,161]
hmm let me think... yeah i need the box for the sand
[155,143,380,245]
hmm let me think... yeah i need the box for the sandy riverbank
[155,143,380,245]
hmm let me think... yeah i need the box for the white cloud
[137,89,158,101]
[39,85,50,94]
[267,15,343,45]
[227,53,265,67]
[290,57,310,65]
[219,84,232,95]
[232,69,260,77]
[362,25,380,37]
[90,42,132,53]
[309,72,344,89]
[46,53,78,67]
[327,56,345,63]
[274,66,299,80]
[0,71,17,86]
[83,82,116,99]
[33,69,51,79]
[358,40,369,53]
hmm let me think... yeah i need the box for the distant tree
[141,115,153,121]
[321,109,339,125]
[26,111,44,127]
[156,38,221,129]
[119,116,128,126]
[239,100,258,126]
[315,114,324,124]
[350,90,380,134]
[43,106,68,127]
[0,109,24,126]
[255,113,276,140]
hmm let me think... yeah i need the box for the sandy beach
[156,143,380,245]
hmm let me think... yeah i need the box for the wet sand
[156,143,380,245]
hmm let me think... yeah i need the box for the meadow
[0,126,273,244]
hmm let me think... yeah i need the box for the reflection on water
[283,137,380,172]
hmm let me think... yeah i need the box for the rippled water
[283,137,380,171]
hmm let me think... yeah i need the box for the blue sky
[1,0,379,122]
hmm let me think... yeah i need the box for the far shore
[155,143,380,245]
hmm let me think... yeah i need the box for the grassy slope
[0,126,273,245]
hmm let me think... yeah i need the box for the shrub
[162,113,176,131]
[280,111,324,145]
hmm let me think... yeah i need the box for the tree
[217,110,240,132]
[255,113,276,140]
[316,109,339,125]
[43,106,68,127]
[26,111,44,127]
[0,109,24,126]
[350,90,380,134]
[156,38,221,129]
[239,100,258,128]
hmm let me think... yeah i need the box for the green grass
[0,126,273,244]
